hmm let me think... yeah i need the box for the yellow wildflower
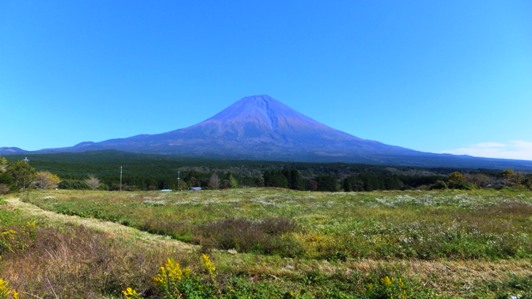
[152,258,185,286]
[152,266,167,285]
[0,279,10,296]
[381,275,392,286]
[201,254,216,274]
[122,287,139,299]
[0,279,17,299]
[398,277,404,288]
[25,221,36,228]
[166,258,184,281]
[1,230,17,239]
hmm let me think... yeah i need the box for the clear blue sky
[1,1,532,160]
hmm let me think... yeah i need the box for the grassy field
[1,188,531,298]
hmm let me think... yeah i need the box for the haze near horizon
[1,1,531,160]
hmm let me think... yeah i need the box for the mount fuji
[3,95,532,169]
[44,95,419,161]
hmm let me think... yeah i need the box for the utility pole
[120,166,123,191]
[23,157,29,191]
[177,170,180,191]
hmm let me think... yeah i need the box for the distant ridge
[2,95,532,170]
[0,147,27,155]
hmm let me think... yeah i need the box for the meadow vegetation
[0,188,530,298]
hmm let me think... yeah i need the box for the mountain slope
[6,95,531,169]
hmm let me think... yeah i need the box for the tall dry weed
[1,225,177,298]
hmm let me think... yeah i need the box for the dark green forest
[3,151,532,193]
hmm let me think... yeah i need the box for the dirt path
[6,197,197,252]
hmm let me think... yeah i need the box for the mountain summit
[9,95,530,169]
[179,95,360,145]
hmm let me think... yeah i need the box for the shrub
[0,184,9,195]
[430,180,448,190]
[194,218,302,257]
[139,218,191,242]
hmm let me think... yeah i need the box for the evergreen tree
[315,175,338,191]
[7,160,37,190]
[263,170,288,188]
[287,169,303,190]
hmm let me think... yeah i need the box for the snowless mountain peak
[204,95,301,128]
[183,95,356,143]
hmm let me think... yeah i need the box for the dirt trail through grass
[6,197,197,252]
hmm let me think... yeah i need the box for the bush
[430,180,448,190]
[0,185,9,195]
[194,218,302,257]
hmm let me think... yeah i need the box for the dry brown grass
[1,224,185,298]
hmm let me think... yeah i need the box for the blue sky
[1,1,532,160]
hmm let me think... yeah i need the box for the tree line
[2,154,532,193]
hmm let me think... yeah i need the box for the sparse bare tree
[502,169,524,187]
[85,175,100,190]
[190,177,199,188]
[208,173,220,189]
[34,171,61,190]
[465,173,493,189]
